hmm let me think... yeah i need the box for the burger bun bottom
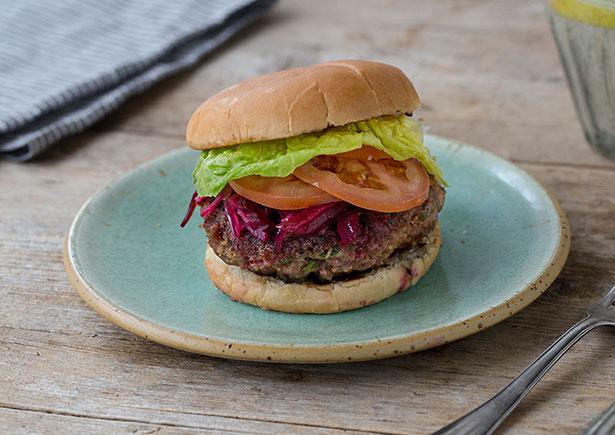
[205,223,441,314]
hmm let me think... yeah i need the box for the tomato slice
[229,175,338,210]
[293,158,429,212]
[336,146,391,160]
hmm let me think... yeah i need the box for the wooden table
[2,1,614,433]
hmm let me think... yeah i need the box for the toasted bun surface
[204,224,440,314]
[187,60,420,150]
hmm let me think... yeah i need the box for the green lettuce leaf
[192,114,446,197]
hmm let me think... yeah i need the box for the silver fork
[582,403,615,435]
[435,285,615,435]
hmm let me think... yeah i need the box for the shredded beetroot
[180,191,199,228]
[274,202,346,250]
[200,188,227,220]
[234,196,273,242]
[224,194,245,238]
[219,193,275,241]
[180,187,228,228]
[278,202,346,234]
[273,228,289,251]
[337,211,361,247]
[182,185,364,251]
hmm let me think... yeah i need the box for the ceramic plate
[64,136,570,363]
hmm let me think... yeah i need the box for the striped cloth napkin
[0,0,276,161]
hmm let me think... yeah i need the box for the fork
[582,403,615,435]
[435,285,615,435]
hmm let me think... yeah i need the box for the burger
[180,60,446,314]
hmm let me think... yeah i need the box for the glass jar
[548,0,615,159]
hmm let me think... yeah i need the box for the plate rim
[64,137,571,364]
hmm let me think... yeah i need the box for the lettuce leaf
[192,114,446,197]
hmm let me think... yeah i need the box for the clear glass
[548,1,615,159]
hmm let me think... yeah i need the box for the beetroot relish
[179,191,199,228]
[337,210,361,247]
[180,190,361,248]
[274,201,347,251]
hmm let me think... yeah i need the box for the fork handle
[434,316,607,435]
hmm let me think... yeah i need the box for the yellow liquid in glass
[551,0,615,27]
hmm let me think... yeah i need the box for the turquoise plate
[64,136,570,363]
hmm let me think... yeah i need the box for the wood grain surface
[1,0,614,433]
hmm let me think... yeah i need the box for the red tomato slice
[336,146,391,160]
[229,175,338,210]
[293,158,429,212]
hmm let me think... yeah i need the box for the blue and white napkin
[0,0,276,160]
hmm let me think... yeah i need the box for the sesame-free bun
[204,224,440,314]
[187,60,420,150]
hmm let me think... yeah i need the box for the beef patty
[202,179,445,282]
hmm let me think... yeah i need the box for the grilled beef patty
[202,179,445,282]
